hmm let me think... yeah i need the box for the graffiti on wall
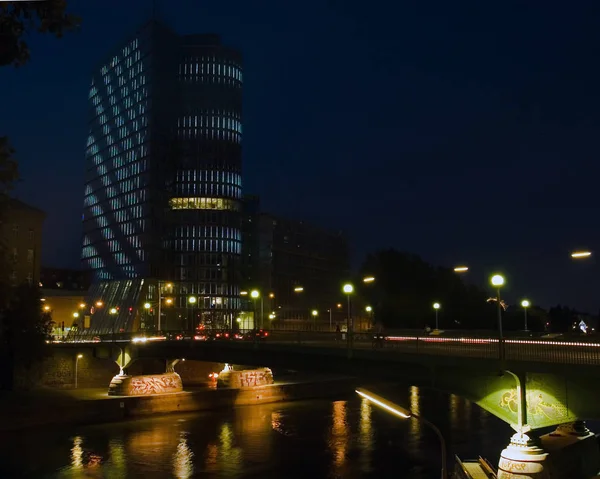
[239,369,273,387]
[123,373,183,396]
[218,368,274,389]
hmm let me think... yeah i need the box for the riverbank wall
[0,376,356,432]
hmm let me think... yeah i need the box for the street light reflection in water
[4,393,514,479]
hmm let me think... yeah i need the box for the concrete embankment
[0,376,356,432]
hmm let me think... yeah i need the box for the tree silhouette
[358,249,495,330]
[0,0,79,66]
[0,283,53,390]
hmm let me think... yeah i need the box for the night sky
[2,0,600,311]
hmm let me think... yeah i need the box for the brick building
[0,198,45,285]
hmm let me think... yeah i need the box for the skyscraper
[81,21,242,335]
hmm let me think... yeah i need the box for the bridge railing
[56,329,600,366]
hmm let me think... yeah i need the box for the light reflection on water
[0,387,513,479]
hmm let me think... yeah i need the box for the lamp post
[311,309,318,330]
[343,283,354,353]
[521,299,530,332]
[143,302,151,331]
[250,290,263,329]
[75,354,83,389]
[433,302,441,330]
[188,296,197,335]
[490,274,505,359]
[356,388,447,479]
[109,307,117,342]
[365,305,373,329]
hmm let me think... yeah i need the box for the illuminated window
[169,197,240,211]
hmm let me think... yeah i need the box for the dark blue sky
[2,0,600,311]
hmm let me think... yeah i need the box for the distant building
[40,267,91,291]
[242,198,350,324]
[0,198,45,286]
[81,21,243,334]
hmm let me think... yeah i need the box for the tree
[0,284,53,390]
[0,0,79,66]
[358,249,494,330]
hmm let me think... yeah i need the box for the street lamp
[96,301,104,307]
[521,299,530,331]
[75,354,83,389]
[293,286,304,293]
[188,296,197,333]
[109,307,117,342]
[144,302,151,310]
[343,284,354,351]
[363,276,375,283]
[433,302,441,330]
[490,274,505,348]
[72,312,79,319]
[250,290,263,329]
[453,266,469,273]
[356,388,447,479]
[571,251,592,259]
[79,303,86,309]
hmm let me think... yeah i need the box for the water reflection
[359,398,373,472]
[173,432,194,479]
[330,400,349,474]
[70,436,83,470]
[108,439,126,477]
[410,385,422,437]
[0,394,513,479]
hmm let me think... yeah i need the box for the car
[244,329,269,341]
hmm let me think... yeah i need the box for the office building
[242,199,350,324]
[0,198,45,286]
[81,21,242,335]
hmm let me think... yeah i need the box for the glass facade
[79,23,242,335]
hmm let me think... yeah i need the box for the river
[0,385,514,478]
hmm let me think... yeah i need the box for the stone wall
[24,350,223,389]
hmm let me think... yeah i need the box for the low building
[0,198,45,285]
[40,268,91,339]
[41,290,86,339]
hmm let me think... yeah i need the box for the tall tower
[81,21,242,335]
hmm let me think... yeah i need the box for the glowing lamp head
[188,296,197,304]
[96,301,103,307]
[491,274,505,287]
[236,317,242,323]
[311,310,318,316]
[143,302,151,309]
[79,303,86,309]
[43,305,50,311]
[363,276,375,283]
[571,251,592,259]
[433,302,441,310]
[454,266,469,272]
[366,306,372,312]
[250,290,260,299]
[72,312,79,318]
[343,284,354,294]
[293,286,304,293]
[77,354,83,359]
[109,308,117,315]
[240,290,248,296]
[165,298,173,305]
[166,283,173,288]
[521,299,530,308]
[269,292,275,298]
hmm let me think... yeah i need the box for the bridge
[56,330,600,477]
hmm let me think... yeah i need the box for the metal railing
[55,329,600,366]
